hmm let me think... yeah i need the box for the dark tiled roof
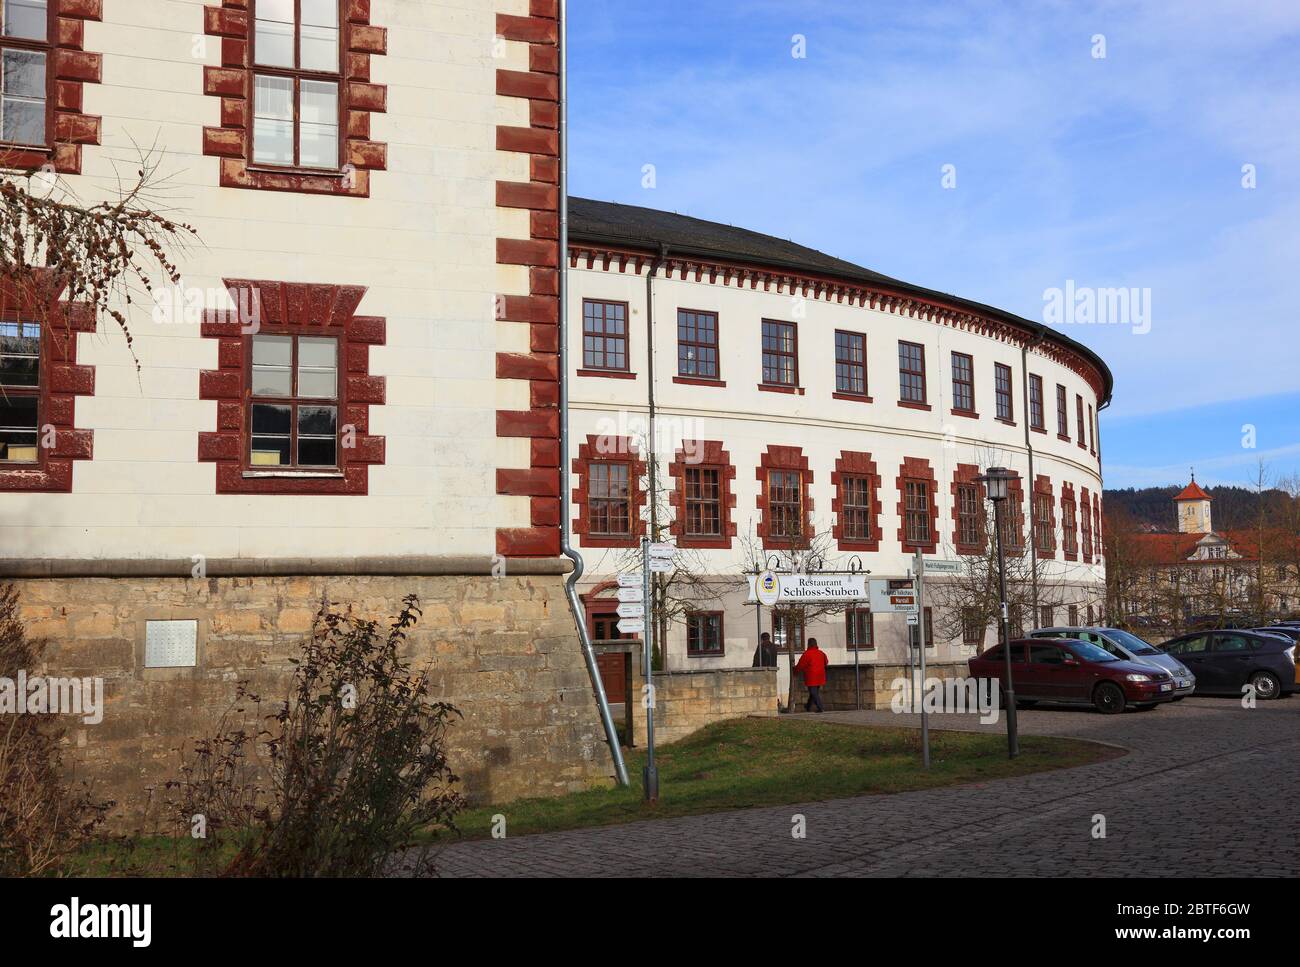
[568,197,1113,403]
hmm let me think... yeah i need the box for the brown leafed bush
[170,594,464,877]
[0,584,111,877]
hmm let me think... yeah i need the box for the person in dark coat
[794,638,829,712]
[751,631,777,668]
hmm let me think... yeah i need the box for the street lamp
[976,466,1020,759]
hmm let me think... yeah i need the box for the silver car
[1031,626,1197,698]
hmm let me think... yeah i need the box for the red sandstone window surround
[896,456,938,554]
[757,445,812,548]
[0,0,102,174]
[198,279,385,495]
[668,440,736,549]
[951,463,985,555]
[831,450,882,552]
[203,0,388,196]
[571,434,646,549]
[1033,475,1056,558]
[0,275,94,492]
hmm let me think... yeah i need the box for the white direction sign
[648,557,675,573]
[906,612,919,626]
[869,579,918,613]
[617,618,645,634]
[617,572,641,588]
[647,542,676,559]
[616,602,644,619]
[647,542,676,573]
[616,586,643,603]
[921,558,964,575]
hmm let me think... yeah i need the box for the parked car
[1253,627,1300,686]
[1031,626,1196,698]
[969,637,1178,714]
[1157,630,1299,700]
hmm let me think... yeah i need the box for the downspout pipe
[556,0,629,787]
[645,242,667,670]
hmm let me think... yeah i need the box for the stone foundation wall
[10,571,613,828]
[791,661,969,710]
[626,650,779,746]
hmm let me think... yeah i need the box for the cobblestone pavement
[425,696,1300,878]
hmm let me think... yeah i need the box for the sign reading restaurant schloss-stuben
[745,573,868,604]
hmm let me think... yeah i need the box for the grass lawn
[68,716,1118,875]
[434,716,1120,842]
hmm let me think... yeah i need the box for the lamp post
[976,466,1020,759]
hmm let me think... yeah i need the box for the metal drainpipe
[645,242,667,671]
[556,0,629,787]
[1022,328,1047,626]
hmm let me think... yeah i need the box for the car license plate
[1177,679,1190,688]
[1160,683,1172,692]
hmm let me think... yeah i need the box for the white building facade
[1,0,612,815]
[566,199,1112,693]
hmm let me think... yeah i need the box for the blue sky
[567,0,1300,490]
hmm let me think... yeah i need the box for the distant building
[1128,478,1299,620]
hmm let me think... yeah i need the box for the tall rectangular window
[683,466,721,537]
[1029,374,1044,430]
[0,0,48,147]
[834,330,866,395]
[252,0,341,168]
[1076,394,1086,444]
[768,469,803,540]
[1039,606,1053,629]
[909,607,935,650]
[957,483,982,547]
[0,319,39,462]
[951,352,974,412]
[899,341,926,404]
[581,300,628,371]
[905,479,931,545]
[1034,492,1053,553]
[1068,604,1079,626]
[846,608,874,650]
[1001,488,1024,550]
[841,475,873,540]
[588,462,631,536]
[1056,384,1068,437]
[962,609,984,648]
[249,333,339,468]
[1088,404,1096,454]
[761,320,797,386]
[1062,498,1078,555]
[994,363,1013,421]
[686,612,723,656]
[677,309,718,379]
[1081,499,1094,559]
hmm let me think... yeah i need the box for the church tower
[1173,476,1213,534]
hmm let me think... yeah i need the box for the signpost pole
[853,631,861,711]
[641,537,658,801]
[913,551,931,770]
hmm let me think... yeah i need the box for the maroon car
[969,637,1177,714]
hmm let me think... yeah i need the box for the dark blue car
[1158,630,1298,700]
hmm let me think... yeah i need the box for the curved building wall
[567,243,1108,679]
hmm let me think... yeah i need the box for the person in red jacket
[793,637,829,713]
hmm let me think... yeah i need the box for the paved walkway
[425,696,1300,877]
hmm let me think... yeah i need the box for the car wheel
[1248,671,1282,700]
[1094,682,1126,714]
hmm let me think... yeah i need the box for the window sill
[246,164,348,180]
[673,376,726,387]
[897,400,931,411]
[996,417,1017,427]
[1058,433,1071,442]
[243,470,345,479]
[578,368,636,379]
[758,383,804,395]
[950,408,979,419]
[686,651,725,659]
[1030,425,1047,434]
[833,392,873,404]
